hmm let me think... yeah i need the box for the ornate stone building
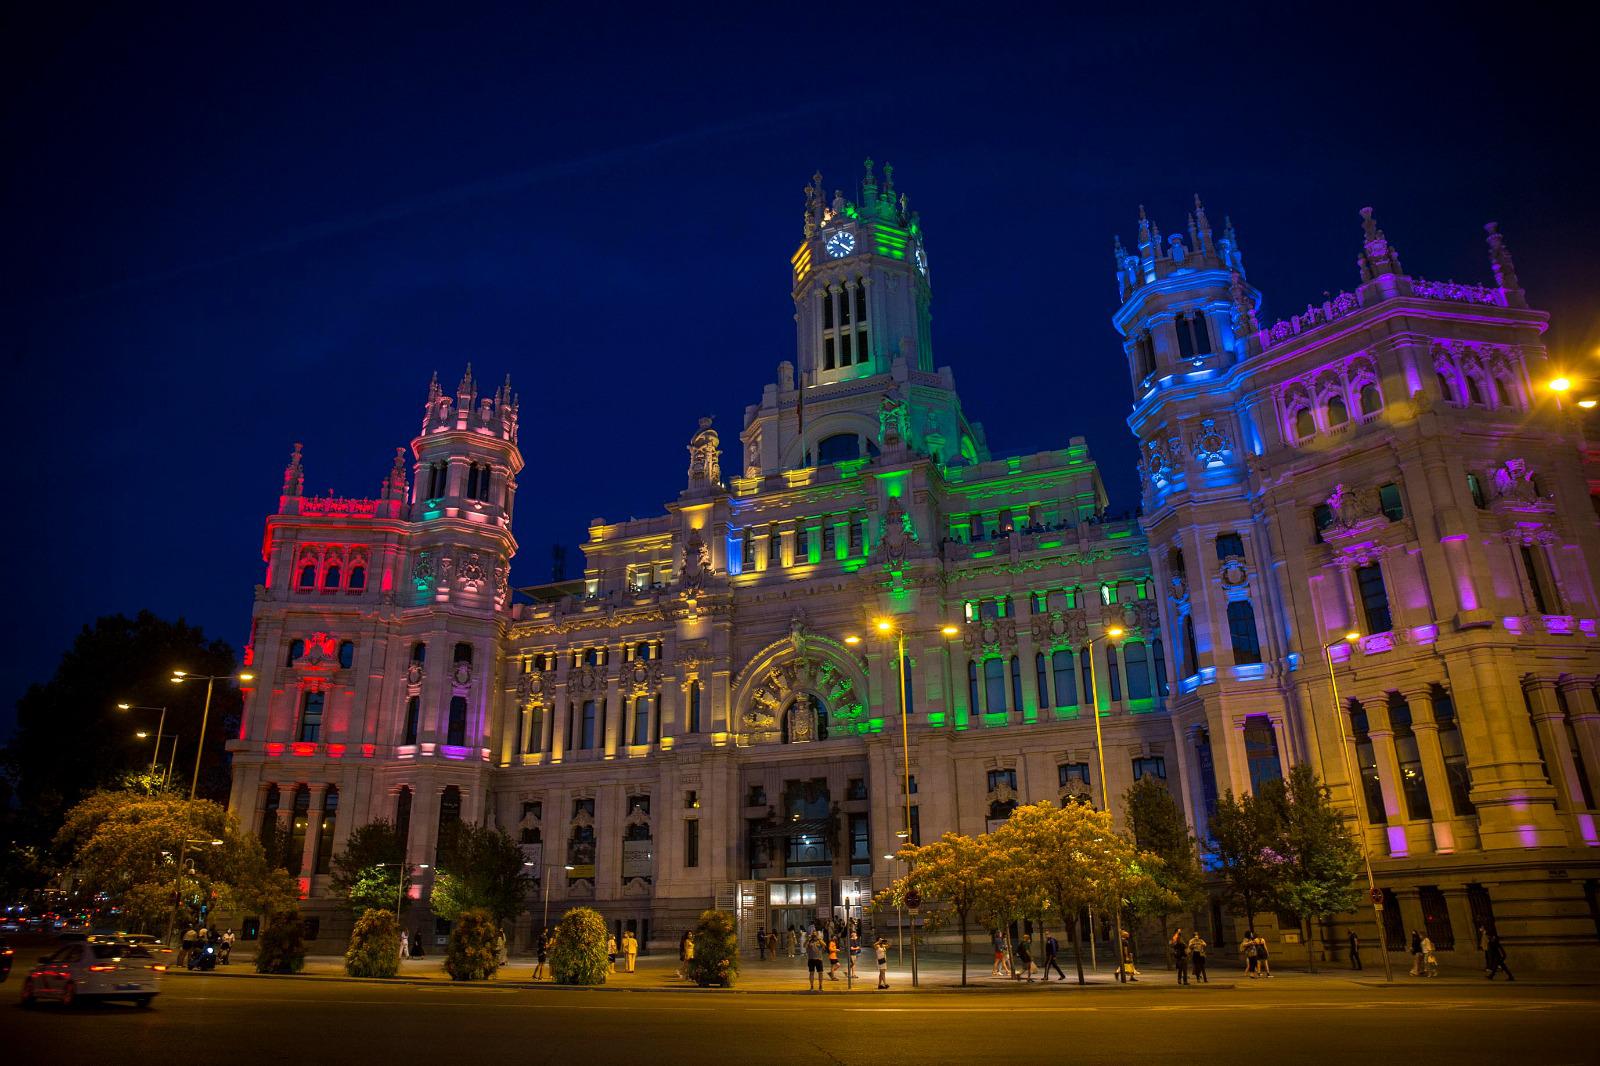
[230,164,1599,966]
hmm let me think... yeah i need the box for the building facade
[230,164,1600,966]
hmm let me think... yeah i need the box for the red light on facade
[265,742,285,757]
[360,743,376,758]
[326,743,347,758]
[291,742,317,757]
[297,877,310,900]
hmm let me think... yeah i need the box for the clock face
[914,244,928,276]
[825,229,856,258]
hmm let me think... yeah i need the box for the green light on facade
[1038,539,1062,549]
[842,559,866,573]
[1107,529,1132,539]
[972,549,995,559]
[867,718,884,733]
[422,509,443,520]
[928,711,946,727]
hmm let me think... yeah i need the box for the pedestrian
[1348,930,1362,971]
[623,930,638,973]
[496,929,509,969]
[1017,934,1036,982]
[848,927,860,979]
[1485,933,1514,981]
[1477,925,1489,954]
[806,930,826,990]
[874,935,890,989]
[1421,934,1438,977]
[1408,929,1423,976]
[399,930,410,964]
[1187,932,1208,983]
[827,933,840,981]
[991,929,1009,977]
[533,932,549,981]
[607,934,618,973]
[1120,929,1139,982]
[1242,931,1258,978]
[1042,933,1066,981]
[677,930,691,979]
[221,928,235,965]
[1254,934,1272,978]
[180,925,198,968]
[767,928,779,961]
[1171,929,1189,985]
[757,925,768,960]
[682,930,695,979]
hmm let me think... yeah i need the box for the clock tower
[740,160,983,476]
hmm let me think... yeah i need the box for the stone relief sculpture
[686,416,722,487]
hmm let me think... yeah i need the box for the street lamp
[1322,631,1395,983]
[526,861,576,932]
[842,618,960,988]
[1085,623,1129,981]
[377,861,429,956]
[164,669,254,946]
[118,704,168,776]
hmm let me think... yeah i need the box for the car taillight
[88,964,117,972]
[151,964,168,972]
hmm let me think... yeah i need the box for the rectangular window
[823,336,836,370]
[403,695,420,745]
[848,517,863,555]
[687,681,701,734]
[1431,688,1475,815]
[983,658,1007,715]
[631,697,650,746]
[1350,704,1387,825]
[854,286,867,323]
[840,330,853,366]
[1227,599,1262,665]
[1519,545,1551,614]
[1378,482,1405,522]
[684,819,699,868]
[1215,532,1245,561]
[1356,563,1392,634]
[1051,650,1077,709]
[1132,756,1166,781]
[796,523,809,558]
[987,768,1017,792]
[823,522,836,553]
[1418,886,1455,950]
[849,813,869,863]
[298,691,324,743]
[1468,474,1488,509]
[839,289,852,326]
[908,805,921,845]
[580,700,598,750]
[1389,699,1432,821]
[1312,504,1335,543]
[447,695,467,747]
[1058,762,1090,788]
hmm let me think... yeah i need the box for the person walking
[767,928,779,961]
[220,928,235,965]
[826,933,840,981]
[623,930,638,973]
[1187,932,1208,983]
[607,934,618,973]
[1421,934,1438,977]
[1409,929,1423,976]
[1242,932,1258,978]
[496,929,509,969]
[399,930,410,965]
[1254,934,1272,977]
[1485,933,1514,981]
[1348,930,1362,971]
[1120,929,1139,982]
[1042,933,1066,981]
[787,927,799,958]
[874,935,890,989]
[991,929,1010,977]
[1171,929,1189,985]
[847,927,860,980]
[806,930,826,990]
[533,932,549,981]
[757,926,768,960]
[1017,934,1036,982]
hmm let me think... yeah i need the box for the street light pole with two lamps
[526,861,577,933]
[117,703,167,776]
[1321,631,1395,982]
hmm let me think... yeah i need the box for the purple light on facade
[1577,813,1598,847]
[1545,615,1574,635]
[1410,624,1439,644]
[1581,619,1597,637]
[1504,617,1522,634]
[1519,824,1540,848]
[1439,534,1469,543]
[1386,825,1409,856]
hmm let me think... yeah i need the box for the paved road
[3,975,1595,1066]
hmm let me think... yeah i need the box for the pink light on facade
[1386,825,1409,857]
[1577,813,1598,847]
[1410,624,1439,644]
[326,743,347,758]
[361,743,376,758]
[265,742,285,757]
[291,742,317,757]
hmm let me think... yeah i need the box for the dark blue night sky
[3,4,1595,735]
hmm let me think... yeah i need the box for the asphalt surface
[3,971,1596,1066]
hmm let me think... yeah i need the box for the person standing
[220,928,235,965]
[1421,934,1438,977]
[623,930,638,973]
[767,928,779,961]
[757,926,768,960]
[1348,930,1362,971]
[1254,934,1272,977]
[1171,929,1189,985]
[682,930,695,980]
[874,936,890,989]
[1485,933,1514,981]
[496,929,509,969]
[399,930,410,965]
[677,930,691,979]
[533,932,549,981]
[1409,929,1423,976]
[1242,932,1258,978]
[180,925,198,968]
[806,930,826,990]
[1016,934,1035,982]
[847,927,860,980]
[1042,933,1066,981]
[826,933,840,981]
[1187,932,1208,983]
[607,934,618,973]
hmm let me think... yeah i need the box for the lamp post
[528,861,576,933]
[1086,624,1127,981]
[164,669,253,946]
[1322,631,1395,983]
[378,861,428,960]
[844,618,960,990]
[118,704,167,776]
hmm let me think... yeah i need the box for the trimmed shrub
[549,906,609,985]
[444,908,501,981]
[345,908,401,978]
[255,910,306,974]
[687,909,740,987]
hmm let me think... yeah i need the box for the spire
[427,371,441,403]
[282,442,305,497]
[1187,212,1200,253]
[1358,206,1402,278]
[1137,204,1150,243]
[382,447,408,500]
[804,171,825,237]
[457,362,475,399]
[1229,271,1258,333]
[1485,222,1524,300]
[883,162,895,203]
[861,156,879,209]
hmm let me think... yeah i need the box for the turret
[412,364,521,524]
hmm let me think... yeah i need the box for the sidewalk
[170,949,1600,992]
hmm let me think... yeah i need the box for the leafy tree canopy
[329,820,410,916]
[1123,776,1206,916]
[430,823,531,923]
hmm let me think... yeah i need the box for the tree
[4,611,241,848]
[429,823,531,924]
[549,906,609,985]
[687,909,740,987]
[345,908,401,978]
[54,787,296,932]
[255,909,306,973]
[444,908,501,981]
[1207,787,1280,935]
[329,820,410,916]
[993,802,1173,985]
[891,832,1002,986]
[1124,777,1207,956]
[1271,764,1363,973]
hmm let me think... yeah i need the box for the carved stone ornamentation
[1219,555,1249,587]
[457,551,486,591]
[1030,610,1087,649]
[452,660,473,688]
[680,528,713,593]
[1191,417,1230,466]
[411,551,436,591]
[880,499,913,570]
[687,416,723,488]
[962,618,1017,656]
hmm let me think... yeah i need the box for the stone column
[1362,697,1409,856]
[1447,649,1564,848]
[551,685,569,762]
[1524,679,1587,813]
[603,663,623,757]
[1557,677,1600,810]
[1403,687,1457,854]
[300,783,329,881]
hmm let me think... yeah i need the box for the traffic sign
[1369,887,1383,904]
[905,889,922,911]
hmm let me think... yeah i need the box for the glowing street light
[116,703,168,776]
[1085,622,1126,980]
[1549,377,1571,393]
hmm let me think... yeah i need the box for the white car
[20,941,164,1008]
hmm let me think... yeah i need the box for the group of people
[1240,932,1273,978]
[1168,930,1210,984]
[178,924,234,967]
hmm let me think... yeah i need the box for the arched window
[1051,650,1077,709]
[1466,374,1486,406]
[1436,370,1458,405]
[337,640,355,669]
[323,565,341,589]
[967,661,980,715]
[453,642,473,665]
[983,658,1007,715]
[815,433,861,465]
[298,564,317,589]
[1490,375,1510,408]
[410,641,426,665]
[285,639,306,667]
[348,566,366,591]
[1227,599,1262,665]
[447,695,468,747]
[1325,396,1348,428]
[1294,407,1315,440]
[1359,383,1383,417]
[1124,641,1151,700]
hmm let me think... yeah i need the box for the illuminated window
[1227,600,1262,665]
[1100,583,1116,606]
[1242,714,1282,791]
[1348,701,1387,824]
[314,788,338,875]
[298,691,324,743]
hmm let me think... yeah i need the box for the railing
[1258,290,1363,349]
[1411,278,1506,307]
